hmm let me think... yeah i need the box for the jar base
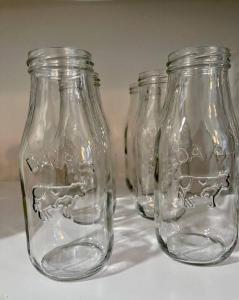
[158,232,237,266]
[32,239,112,281]
[136,202,154,220]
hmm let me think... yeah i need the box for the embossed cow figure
[32,183,87,220]
[177,173,230,208]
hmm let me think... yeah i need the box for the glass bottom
[158,232,237,265]
[136,202,154,220]
[31,239,112,281]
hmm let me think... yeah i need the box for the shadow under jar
[135,70,167,219]
[155,46,238,265]
[19,47,114,281]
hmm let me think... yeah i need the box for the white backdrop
[0,0,239,191]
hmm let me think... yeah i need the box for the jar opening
[27,47,94,74]
[138,69,167,86]
[167,46,230,72]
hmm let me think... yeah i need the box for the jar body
[222,69,239,203]
[19,49,113,280]
[124,83,139,192]
[155,53,238,265]
[91,75,116,211]
[135,75,167,219]
[230,51,239,126]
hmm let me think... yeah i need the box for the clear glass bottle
[91,72,116,211]
[222,65,239,188]
[230,51,239,123]
[124,82,139,191]
[19,47,114,281]
[135,70,167,219]
[92,72,109,131]
[155,46,238,265]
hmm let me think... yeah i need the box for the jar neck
[168,64,228,78]
[167,65,229,102]
[59,80,81,123]
[30,63,93,79]
[139,80,167,103]
[28,69,93,135]
[30,68,93,94]
[163,65,231,129]
[167,64,229,83]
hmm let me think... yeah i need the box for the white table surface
[0,181,238,300]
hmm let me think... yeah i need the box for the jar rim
[27,47,92,64]
[138,69,167,86]
[27,47,94,73]
[139,69,166,81]
[167,46,230,71]
[168,46,229,62]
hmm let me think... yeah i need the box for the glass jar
[19,47,114,281]
[222,63,239,187]
[92,72,108,129]
[91,72,116,211]
[124,82,139,191]
[135,70,167,219]
[155,46,238,265]
[230,51,239,123]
